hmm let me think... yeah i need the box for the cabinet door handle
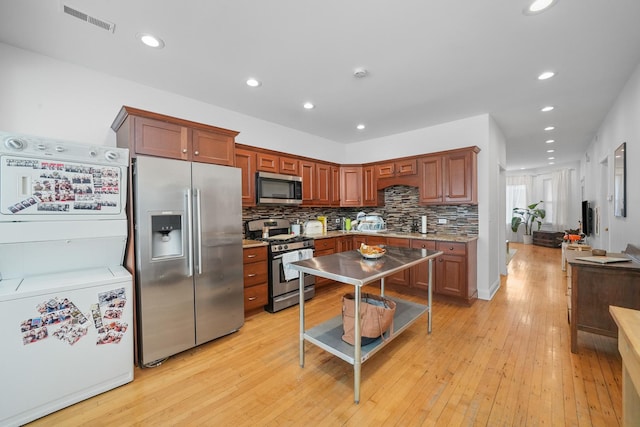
[247,254,257,258]
[439,258,443,262]
[449,246,454,251]
[248,296,257,301]
[182,148,188,154]
[194,150,199,156]
[247,273,257,277]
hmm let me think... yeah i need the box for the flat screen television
[581,201,593,236]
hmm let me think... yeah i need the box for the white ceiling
[1,0,640,170]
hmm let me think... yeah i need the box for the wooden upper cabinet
[279,156,299,176]
[376,162,396,179]
[419,155,443,203]
[235,148,256,207]
[362,165,380,206]
[330,165,340,206]
[256,152,279,173]
[111,106,238,166]
[300,160,315,203]
[443,150,476,204]
[340,166,362,207]
[419,147,478,205]
[376,159,417,179]
[255,152,299,175]
[132,117,189,160]
[192,128,236,166]
[315,162,332,205]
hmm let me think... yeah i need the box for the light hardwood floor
[28,243,622,426]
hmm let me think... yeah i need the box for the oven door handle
[272,248,315,260]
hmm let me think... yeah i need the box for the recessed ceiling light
[547,149,555,153]
[303,102,315,110]
[538,71,556,80]
[541,106,554,112]
[544,126,555,131]
[356,124,366,130]
[246,78,261,87]
[523,0,558,15]
[545,139,555,143]
[353,68,369,79]
[548,161,555,165]
[137,33,164,49]
[548,156,555,160]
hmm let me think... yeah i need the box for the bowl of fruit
[357,243,386,259]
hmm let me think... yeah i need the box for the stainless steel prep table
[289,246,442,403]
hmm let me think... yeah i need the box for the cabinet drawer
[387,237,410,248]
[396,159,417,176]
[243,262,267,287]
[244,284,268,311]
[436,241,466,256]
[411,239,436,250]
[315,238,336,251]
[256,153,279,173]
[243,246,267,263]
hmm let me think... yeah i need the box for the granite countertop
[242,231,477,248]
[306,230,478,243]
[242,239,268,248]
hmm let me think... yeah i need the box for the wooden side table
[561,242,591,272]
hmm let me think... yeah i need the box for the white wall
[343,114,502,300]
[486,116,507,298]
[0,42,502,300]
[582,61,640,252]
[0,43,343,163]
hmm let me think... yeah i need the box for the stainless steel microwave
[256,171,303,205]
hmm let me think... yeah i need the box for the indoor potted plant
[511,201,546,244]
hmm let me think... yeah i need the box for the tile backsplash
[242,185,478,236]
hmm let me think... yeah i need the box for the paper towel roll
[421,215,427,234]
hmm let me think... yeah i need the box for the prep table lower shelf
[289,246,441,403]
[303,297,428,365]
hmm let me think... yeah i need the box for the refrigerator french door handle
[186,188,194,277]
[195,188,203,275]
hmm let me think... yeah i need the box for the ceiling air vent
[62,4,115,33]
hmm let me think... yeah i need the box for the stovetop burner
[245,218,315,254]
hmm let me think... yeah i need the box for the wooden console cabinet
[532,231,564,248]
[567,250,640,353]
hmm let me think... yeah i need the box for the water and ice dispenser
[151,214,183,259]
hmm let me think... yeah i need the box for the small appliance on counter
[355,212,387,232]
[304,219,324,235]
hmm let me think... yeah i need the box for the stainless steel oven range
[245,218,315,313]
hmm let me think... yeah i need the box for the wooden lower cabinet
[314,237,336,288]
[435,240,477,304]
[410,239,437,291]
[242,246,268,314]
[336,236,354,252]
[386,237,411,287]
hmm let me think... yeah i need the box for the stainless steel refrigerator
[132,155,244,366]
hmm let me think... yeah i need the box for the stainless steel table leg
[354,285,361,403]
[299,271,305,367]
[428,258,432,334]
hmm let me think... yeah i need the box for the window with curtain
[542,178,553,224]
